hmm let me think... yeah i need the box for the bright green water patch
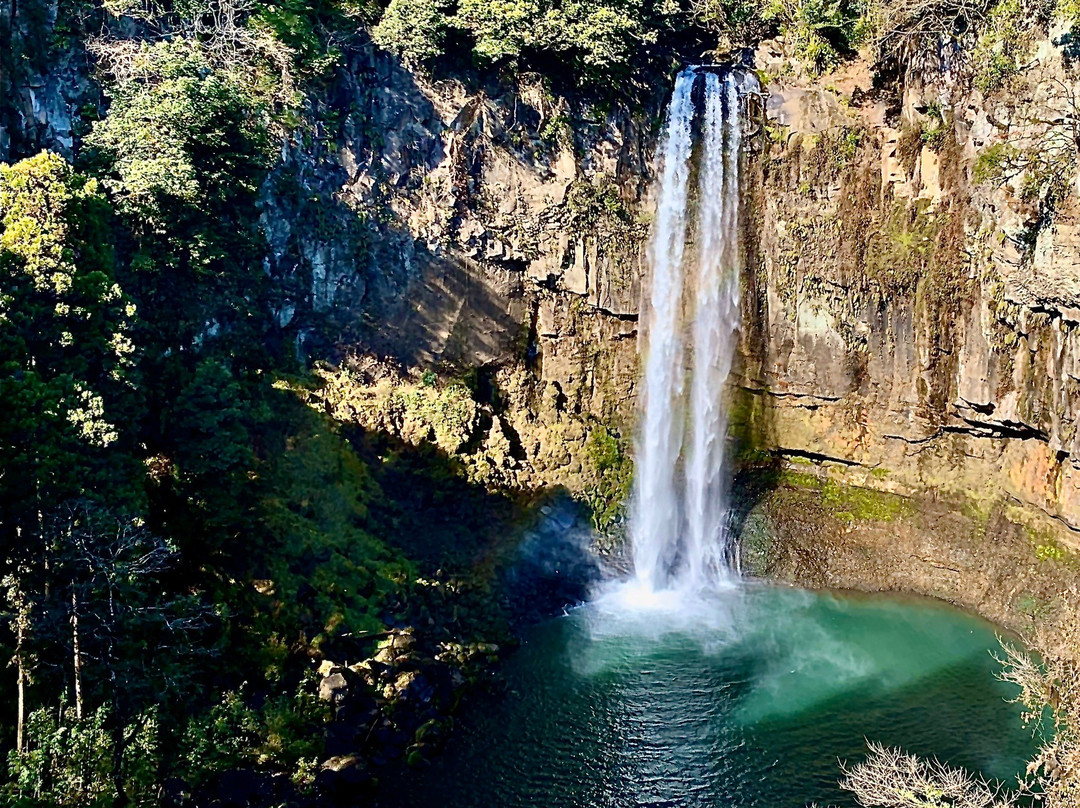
[391,583,1035,807]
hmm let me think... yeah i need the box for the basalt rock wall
[735,36,1080,558]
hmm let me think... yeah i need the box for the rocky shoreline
[735,463,1078,639]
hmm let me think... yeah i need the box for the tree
[5,501,214,807]
[85,39,274,371]
[0,150,138,587]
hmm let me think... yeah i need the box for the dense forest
[3,0,1080,804]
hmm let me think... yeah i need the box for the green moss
[1023,521,1075,564]
[583,424,633,531]
[739,448,775,465]
[779,468,913,522]
[779,469,822,490]
[729,388,775,465]
[1035,543,1065,562]
[865,199,940,295]
[822,479,913,521]
[1015,592,1054,619]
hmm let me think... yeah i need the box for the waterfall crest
[630,68,745,594]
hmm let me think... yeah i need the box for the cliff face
[255,47,650,403]
[322,30,1080,563]
[258,47,658,507]
[737,35,1080,547]
[7,3,1080,563]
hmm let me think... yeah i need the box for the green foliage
[973,141,1017,184]
[972,0,1034,93]
[692,0,774,43]
[807,125,865,177]
[764,0,866,73]
[392,384,480,454]
[583,425,633,530]
[260,404,411,641]
[170,359,257,484]
[177,691,261,784]
[369,0,867,82]
[249,0,346,79]
[834,126,864,160]
[1059,0,1080,23]
[86,40,271,231]
[539,111,573,150]
[919,103,947,151]
[8,706,114,808]
[373,0,658,82]
[178,679,330,787]
[973,135,1074,219]
[7,705,161,808]
[371,0,452,64]
[0,152,137,538]
[566,177,634,227]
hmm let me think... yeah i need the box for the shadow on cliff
[262,42,530,370]
[341,421,601,628]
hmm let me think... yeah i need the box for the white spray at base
[629,67,746,597]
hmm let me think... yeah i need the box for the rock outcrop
[734,35,1080,553]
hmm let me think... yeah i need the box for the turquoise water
[396,582,1037,807]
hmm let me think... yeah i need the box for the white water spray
[630,68,745,595]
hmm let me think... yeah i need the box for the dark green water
[397,582,1037,807]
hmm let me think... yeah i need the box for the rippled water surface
[397,583,1036,807]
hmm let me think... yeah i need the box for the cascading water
[630,68,696,593]
[631,67,745,594]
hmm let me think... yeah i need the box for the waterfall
[631,68,744,594]
[630,68,696,593]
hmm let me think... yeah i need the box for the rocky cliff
[737,33,1080,549]
[5,0,1078,614]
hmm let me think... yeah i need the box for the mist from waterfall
[630,67,744,595]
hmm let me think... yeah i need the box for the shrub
[86,40,271,230]
[764,0,866,73]
[373,0,656,81]
[972,0,1035,93]
[371,0,451,64]
[7,705,162,808]
[973,141,1017,184]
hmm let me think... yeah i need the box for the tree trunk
[16,615,25,754]
[106,585,128,808]
[71,587,82,721]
